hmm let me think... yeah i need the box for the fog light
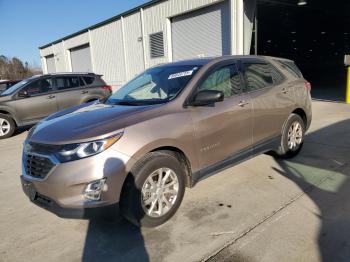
[84,178,107,201]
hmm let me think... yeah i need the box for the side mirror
[18,90,29,98]
[191,90,224,106]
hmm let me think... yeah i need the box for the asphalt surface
[1,100,350,262]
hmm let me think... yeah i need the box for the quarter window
[243,63,273,91]
[277,60,303,78]
[198,64,241,98]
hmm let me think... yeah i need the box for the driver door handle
[47,95,55,99]
[238,100,249,107]
[81,90,88,94]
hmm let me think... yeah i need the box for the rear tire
[120,151,186,227]
[0,114,15,139]
[275,113,305,158]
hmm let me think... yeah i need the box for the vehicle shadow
[273,119,350,261]
[82,158,149,262]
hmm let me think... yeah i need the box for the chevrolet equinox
[21,56,312,227]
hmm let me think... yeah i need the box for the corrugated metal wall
[123,12,145,80]
[142,0,219,67]
[52,42,66,72]
[39,0,250,90]
[90,20,126,89]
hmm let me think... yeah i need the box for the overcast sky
[0,0,148,67]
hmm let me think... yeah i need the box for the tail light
[305,81,311,91]
[101,85,113,93]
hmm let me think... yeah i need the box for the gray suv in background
[0,73,112,139]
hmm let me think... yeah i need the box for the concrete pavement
[0,100,349,262]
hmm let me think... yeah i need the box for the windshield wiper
[109,99,168,106]
[115,100,143,106]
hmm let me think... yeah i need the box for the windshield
[1,75,41,96]
[107,65,201,105]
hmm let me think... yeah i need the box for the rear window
[276,60,303,78]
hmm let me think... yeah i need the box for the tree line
[0,55,42,81]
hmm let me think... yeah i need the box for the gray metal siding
[171,1,230,61]
[90,20,126,89]
[70,44,92,72]
[46,55,56,73]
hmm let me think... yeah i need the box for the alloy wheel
[141,167,179,218]
[0,118,10,137]
[287,121,303,150]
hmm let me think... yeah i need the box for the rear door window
[83,77,94,85]
[267,64,285,85]
[52,77,83,90]
[243,62,273,92]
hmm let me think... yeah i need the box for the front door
[13,78,58,124]
[189,62,253,169]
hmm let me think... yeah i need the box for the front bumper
[21,147,135,218]
[21,176,119,219]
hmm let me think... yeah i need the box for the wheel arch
[120,145,193,205]
[0,108,18,126]
[291,108,307,127]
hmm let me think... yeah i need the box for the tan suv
[20,56,312,227]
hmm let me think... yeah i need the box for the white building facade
[39,0,255,89]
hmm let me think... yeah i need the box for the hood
[0,94,11,102]
[29,102,164,145]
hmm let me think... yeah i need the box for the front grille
[25,154,55,179]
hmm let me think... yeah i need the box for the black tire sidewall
[0,114,15,139]
[279,114,305,158]
[121,153,186,227]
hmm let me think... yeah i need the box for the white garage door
[46,55,56,73]
[171,1,230,61]
[70,44,92,72]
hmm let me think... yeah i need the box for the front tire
[275,113,305,158]
[0,114,15,139]
[120,151,186,227]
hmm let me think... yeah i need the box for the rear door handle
[47,95,55,99]
[281,88,289,94]
[81,90,88,94]
[238,100,249,107]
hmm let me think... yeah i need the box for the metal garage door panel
[172,1,230,61]
[70,44,92,72]
[46,55,56,73]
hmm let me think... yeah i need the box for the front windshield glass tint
[107,65,201,105]
[1,75,41,96]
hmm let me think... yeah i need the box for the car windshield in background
[107,65,202,105]
[1,76,40,96]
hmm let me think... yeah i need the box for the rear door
[52,76,86,110]
[241,59,294,145]
[189,61,253,169]
[13,78,58,123]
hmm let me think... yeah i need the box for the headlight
[55,133,123,162]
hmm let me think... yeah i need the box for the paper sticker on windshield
[168,70,193,79]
